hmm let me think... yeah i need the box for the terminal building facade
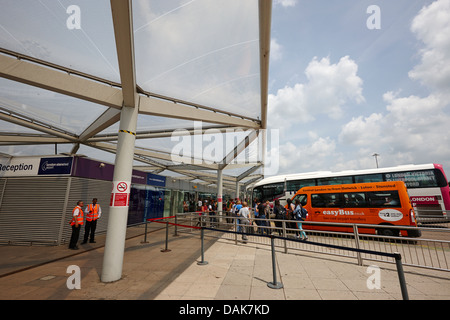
[0,155,226,245]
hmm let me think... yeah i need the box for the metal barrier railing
[163,212,450,272]
[414,208,449,226]
[156,213,410,300]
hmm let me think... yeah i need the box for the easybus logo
[323,210,364,216]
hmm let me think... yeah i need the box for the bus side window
[367,191,401,207]
[343,192,367,208]
[311,194,324,207]
[327,193,343,207]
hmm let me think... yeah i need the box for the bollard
[141,219,149,244]
[197,228,208,265]
[267,236,283,289]
[161,220,171,253]
[174,214,179,237]
[282,220,287,254]
[353,225,363,266]
[394,252,409,300]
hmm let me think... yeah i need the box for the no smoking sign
[111,181,131,207]
[116,181,128,192]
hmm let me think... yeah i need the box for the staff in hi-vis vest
[82,198,102,244]
[69,201,84,250]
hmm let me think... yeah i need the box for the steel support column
[101,105,138,282]
[101,0,137,283]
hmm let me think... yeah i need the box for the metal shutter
[0,177,69,244]
[0,177,112,245]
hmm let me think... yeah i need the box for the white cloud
[339,113,383,147]
[339,92,450,168]
[409,0,450,93]
[267,55,365,175]
[267,0,450,175]
[274,0,298,8]
[270,38,283,62]
[268,56,364,131]
[337,0,450,170]
[275,136,337,174]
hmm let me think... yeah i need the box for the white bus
[250,164,450,222]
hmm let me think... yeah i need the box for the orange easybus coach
[291,181,421,237]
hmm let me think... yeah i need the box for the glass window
[317,176,353,186]
[292,194,307,206]
[354,173,383,183]
[366,191,401,207]
[384,170,444,188]
[311,193,343,208]
[287,179,316,192]
[261,183,284,201]
[253,187,262,202]
[342,192,367,207]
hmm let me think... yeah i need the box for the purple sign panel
[72,157,150,186]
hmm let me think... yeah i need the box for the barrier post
[174,214,179,237]
[161,220,171,253]
[141,219,149,244]
[234,217,238,245]
[394,252,409,300]
[197,227,208,265]
[353,225,363,266]
[267,236,283,289]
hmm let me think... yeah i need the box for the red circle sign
[117,182,128,192]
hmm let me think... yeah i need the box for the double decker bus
[250,164,449,223]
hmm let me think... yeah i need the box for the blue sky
[0,0,449,181]
[267,0,450,175]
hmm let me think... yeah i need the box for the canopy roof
[0,0,272,192]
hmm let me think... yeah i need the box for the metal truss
[0,0,272,191]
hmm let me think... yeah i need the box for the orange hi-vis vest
[70,206,84,226]
[86,204,100,221]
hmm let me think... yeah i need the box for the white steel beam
[0,111,77,142]
[219,129,259,170]
[79,108,121,141]
[0,52,262,129]
[0,53,123,109]
[110,0,137,107]
[259,0,272,130]
[138,95,260,129]
[0,134,69,145]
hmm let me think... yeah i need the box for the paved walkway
[0,224,449,301]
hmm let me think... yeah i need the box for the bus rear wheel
[377,225,399,237]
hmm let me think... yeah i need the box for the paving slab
[0,225,449,303]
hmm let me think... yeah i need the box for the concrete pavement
[0,224,449,301]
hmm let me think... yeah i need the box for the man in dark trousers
[82,198,102,244]
[69,200,84,250]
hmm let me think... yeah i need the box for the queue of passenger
[184,197,308,241]
[228,198,308,241]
